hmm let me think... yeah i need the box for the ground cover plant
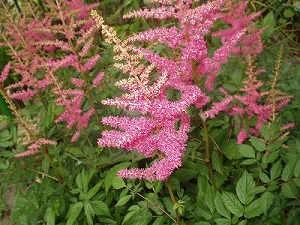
[0,0,299,224]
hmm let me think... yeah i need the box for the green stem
[166,180,181,225]
[201,116,217,189]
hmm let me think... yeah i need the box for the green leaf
[198,206,212,220]
[253,186,266,195]
[174,168,198,181]
[214,192,231,219]
[0,160,9,170]
[204,185,215,214]
[250,136,266,152]
[66,202,83,225]
[0,140,13,147]
[90,200,111,218]
[215,218,231,225]
[238,220,247,225]
[152,217,166,225]
[238,145,255,158]
[104,162,131,193]
[244,198,263,218]
[44,207,55,225]
[85,182,102,200]
[124,208,152,225]
[236,171,256,205]
[223,141,242,159]
[270,160,282,181]
[241,159,257,165]
[222,192,243,217]
[122,211,137,225]
[294,160,300,177]
[283,8,295,18]
[116,195,132,207]
[282,160,297,181]
[281,182,298,198]
[260,191,274,213]
[212,151,223,173]
[194,222,211,225]
[112,176,126,189]
[84,203,94,225]
[260,124,271,141]
[259,172,270,183]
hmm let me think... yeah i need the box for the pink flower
[15,138,56,158]
[0,63,10,83]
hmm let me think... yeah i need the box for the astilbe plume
[91,0,263,180]
[14,138,57,158]
[92,10,209,180]
[202,57,291,143]
[124,0,263,91]
[1,0,103,143]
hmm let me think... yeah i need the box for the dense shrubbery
[0,0,299,224]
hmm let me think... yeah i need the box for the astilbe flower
[1,0,103,141]
[124,0,263,91]
[90,0,263,180]
[14,138,57,158]
[202,57,291,143]
[92,10,209,180]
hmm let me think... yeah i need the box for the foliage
[0,0,299,224]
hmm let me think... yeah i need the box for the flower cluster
[14,138,57,158]
[92,0,265,180]
[92,10,209,180]
[125,0,263,91]
[1,0,103,142]
[202,57,291,143]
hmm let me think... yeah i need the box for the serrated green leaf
[104,162,131,193]
[0,140,13,147]
[212,151,223,173]
[259,172,270,183]
[260,124,270,141]
[270,160,282,181]
[122,211,136,225]
[0,160,9,170]
[260,191,274,213]
[244,198,263,218]
[283,8,295,18]
[85,182,102,200]
[204,185,215,214]
[239,145,255,158]
[194,222,211,225]
[90,200,111,218]
[44,207,55,225]
[214,192,231,219]
[282,160,297,181]
[198,206,212,220]
[238,220,247,225]
[281,182,298,198]
[236,171,256,205]
[152,217,166,225]
[241,159,257,165]
[66,202,83,225]
[223,141,243,160]
[112,176,126,189]
[294,160,300,177]
[253,186,266,195]
[84,203,94,225]
[116,195,132,207]
[222,192,243,217]
[250,136,266,152]
[215,218,231,225]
